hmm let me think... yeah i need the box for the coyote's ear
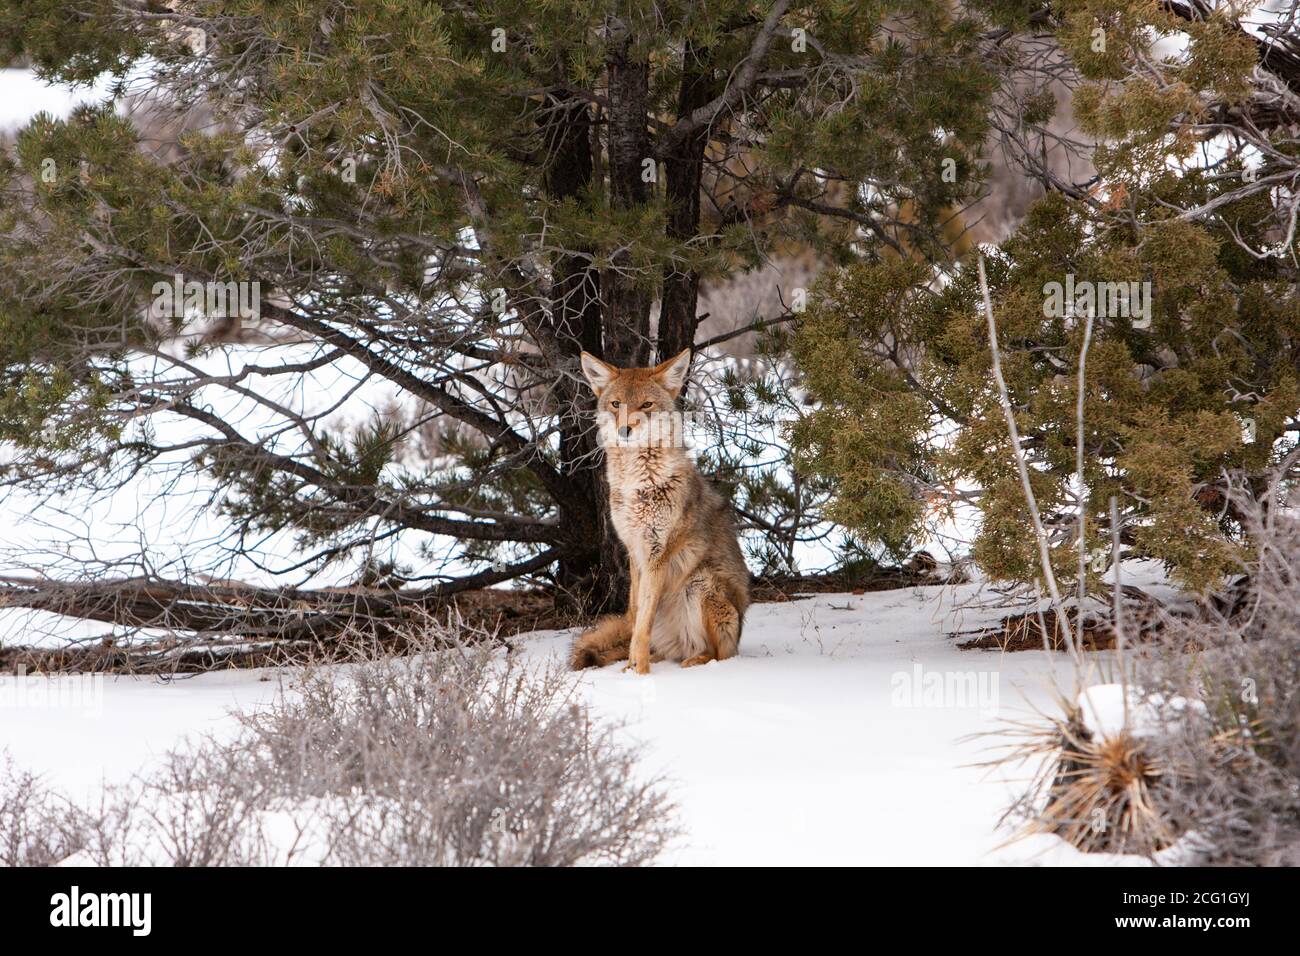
[651,348,692,397]
[579,351,617,395]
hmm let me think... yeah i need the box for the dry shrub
[235,634,678,866]
[3,620,678,867]
[997,473,1300,863]
[1135,487,1300,865]
[0,755,82,866]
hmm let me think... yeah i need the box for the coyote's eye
[610,401,620,409]
[640,401,653,410]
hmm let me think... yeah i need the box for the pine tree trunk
[549,31,659,613]
[544,36,710,614]
[659,43,714,361]
[603,31,654,367]
[542,86,628,613]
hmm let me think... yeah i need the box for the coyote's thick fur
[570,349,750,674]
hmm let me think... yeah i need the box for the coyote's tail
[570,615,631,670]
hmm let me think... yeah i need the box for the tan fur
[570,349,750,674]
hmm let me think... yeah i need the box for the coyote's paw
[623,651,651,675]
[680,654,715,668]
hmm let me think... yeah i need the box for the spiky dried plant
[987,688,1176,856]
[1039,717,1173,854]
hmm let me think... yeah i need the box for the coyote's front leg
[626,561,640,628]
[625,561,665,675]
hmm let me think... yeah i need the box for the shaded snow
[0,584,1167,866]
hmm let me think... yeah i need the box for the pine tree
[794,0,1300,596]
[0,1,997,635]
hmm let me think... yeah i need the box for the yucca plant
[989,685,1177,856]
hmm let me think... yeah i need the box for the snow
[0,583,1168,866]
[0,69,109,131]
[1076,682,1206,743]
[0,669,281,802]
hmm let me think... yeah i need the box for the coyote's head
[579,349,692,448]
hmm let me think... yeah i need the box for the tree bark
[603,29,654,367]
[542,87,628,612]
[0,547,564,657]
[658,42,715,362]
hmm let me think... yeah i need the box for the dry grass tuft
[1040,721,1172,854]
[991,694,1175,856]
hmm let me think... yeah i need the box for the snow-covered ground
[1,583,1162,866]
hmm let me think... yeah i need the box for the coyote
[570,348,750,674]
